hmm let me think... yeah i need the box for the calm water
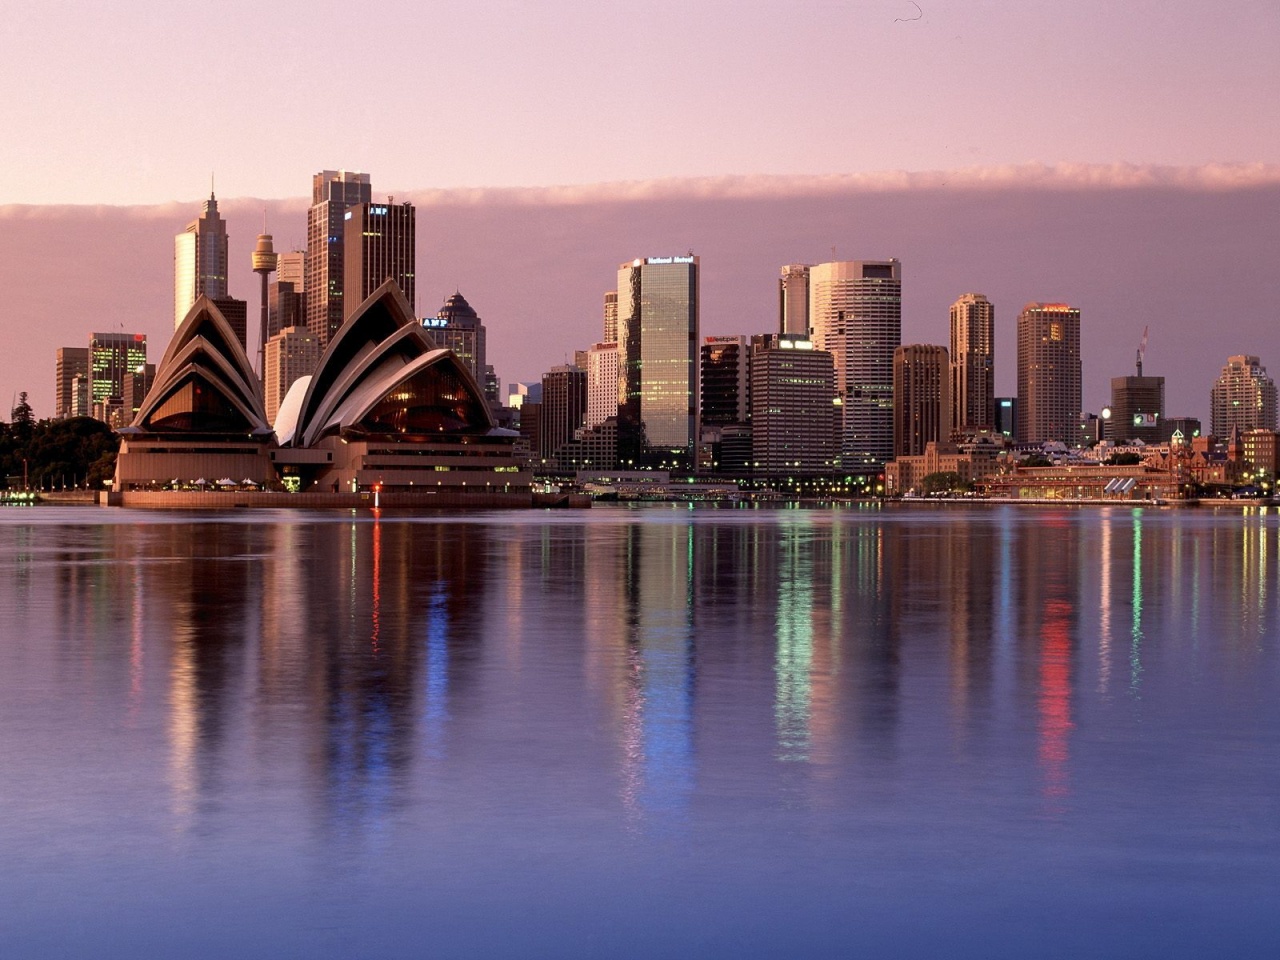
[1,503,1277,958]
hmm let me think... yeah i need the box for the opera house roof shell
[275,279,497,447]
[125,296,271,437]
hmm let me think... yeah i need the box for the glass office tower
[616,256,699,453]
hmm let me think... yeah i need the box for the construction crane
[1136,325,1149,377]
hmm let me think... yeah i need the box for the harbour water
[1,504,1277,958]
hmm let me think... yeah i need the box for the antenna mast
[1136,325,1149,377]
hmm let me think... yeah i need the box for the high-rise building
[268,251,306,341]
[264,326,323,425]
[603,291,618,343]
[1210,355,1278,437]
[779,264,810,337]
[995,397,1017,438]
[617,256,699,453]
[585,342,619,429]
[1107,374,1165,443]
[423,292,486,386]
[949,293,995,437]
[211,296,249,351]
[122,363,156,425]
[893,344,950,458]
[55,347,89,419]
[808,259,902,472]
[88,333,147,411]
[1016,302,1081,444]
[69,374,90,419]
[344,200,416,319]
[306,170,372,343]
[700,336,750,427]
[749,334,837,477]
[174,192,229,327]
[539,365,587,464]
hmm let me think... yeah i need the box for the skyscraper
[423,292,486,386]
[893,344,950,458]
[749,334,837,477]
[808,259,902,472]
[778,264,810,337]
[700,336,751,427]
[88,333,147,411]
[603,291,618,343]
[268,251,306,340]
[343,200,416,319]
[617,256,699,453]
[55,347,89,419]
[585,341,619,429]
[949,293,995,437]
[539,365,587,464]
[1107,375,1165,443]
[306,170,372,343]
[1016,302,1081,444]
[264,326,322,425]
[174,192,229,327]
[1210,355,1278,436]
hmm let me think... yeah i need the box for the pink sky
[0,3,1276,423]
[0,3,1276,205]
[2,164,1278,423]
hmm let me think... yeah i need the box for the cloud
[3,163,1278,221]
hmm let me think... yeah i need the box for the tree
[1105,452,1143,465]
[10,392,34,445]
[921,471,968,495]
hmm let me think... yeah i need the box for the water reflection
[2,506,1280,957]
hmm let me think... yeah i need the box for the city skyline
[7,166,1279,429]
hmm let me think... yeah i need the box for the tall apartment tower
[893,344,951,458]
[1210,355,1278,436]
[174,192,229,327]
[585,341,619,429]
[603,291,618,343]
[1016,302,1081,444]
[617,256,699,452]
[55,347,89,419]
[949,293,995,437]
[264,326,323,425]
[343,200,416,319]
[808,259,902,472]
[306,170,372,343]
[749,334,837,477]
[539,365,588,462]
[779,264,810,336]
[423,292,487,386]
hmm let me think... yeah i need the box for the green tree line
[1,393,119,490]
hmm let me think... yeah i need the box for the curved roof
[129,297,270,435]
[288,280,494,447]
[273,375,312,445]
[294,280,418,436]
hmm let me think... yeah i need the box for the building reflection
[1018,514,1077,811]
[621,519,696,822]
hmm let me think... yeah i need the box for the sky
[1,1,1278,421]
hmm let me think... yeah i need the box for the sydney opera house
[112,282,532,506]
